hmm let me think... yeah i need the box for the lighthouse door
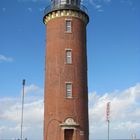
[64,129,74,140]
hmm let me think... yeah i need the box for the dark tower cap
[51,0,81,7]
[44,0,88,17]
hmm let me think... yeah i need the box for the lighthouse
[43,0,89,139]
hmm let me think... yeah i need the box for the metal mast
[21,79,25,140]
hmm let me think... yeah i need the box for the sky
[0,0,140,140]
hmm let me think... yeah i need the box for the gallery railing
[44,1,88,16]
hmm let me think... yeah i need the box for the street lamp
[21,79,25,140]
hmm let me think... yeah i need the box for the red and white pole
[106,102,111,140]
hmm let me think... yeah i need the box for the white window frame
[66,20,72,33]
[66,82,72,98]
[65,49,72,64]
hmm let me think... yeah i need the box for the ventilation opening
[64,129,74,140]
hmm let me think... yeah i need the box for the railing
[44,2,88,16]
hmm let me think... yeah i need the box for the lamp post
[21,79,25,140]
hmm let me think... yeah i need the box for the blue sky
[0,0,140,140]
[87,0,140,94]
[0,0,140,95]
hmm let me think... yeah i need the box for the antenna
[106,102,111,140]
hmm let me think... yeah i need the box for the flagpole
[108,120,110,140]
[21,79,25,140]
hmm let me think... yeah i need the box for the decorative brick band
[43,10,89,25]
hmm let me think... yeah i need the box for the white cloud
[39,8,45,12]
[27,7,32,12]
[95,5,102,9]
[0,54,13,62]
[24,84,43,95]
[89,83,140,139]
[121,0,133,6]
[86,0,111,12]
[0,83,140,139]
[86,0,134,12]
[0,84,44,139]
[0,97,43,139]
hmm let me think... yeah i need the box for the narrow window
[66,83,72,98]
[66,20,71,32]
[66,50,72,64]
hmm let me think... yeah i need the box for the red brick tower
[43,0,89,140]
